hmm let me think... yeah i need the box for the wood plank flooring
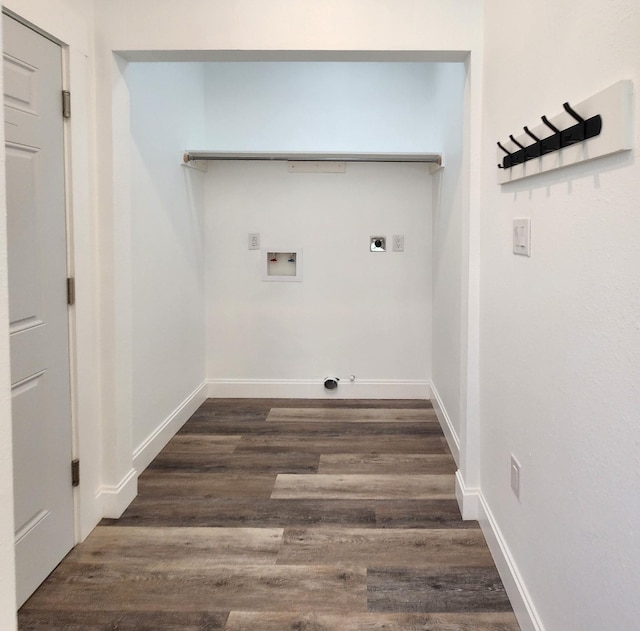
[18,398,520,630]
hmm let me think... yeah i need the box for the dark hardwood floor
[19,399,520,630]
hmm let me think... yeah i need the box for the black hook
[522,127,542,159]
[560,102,586,146]
[563,102,584,123]
[497,141,512,169]
[540,115,561,154]
[506,135,525,166]
[509,135,526,150]
[541,115,560,134]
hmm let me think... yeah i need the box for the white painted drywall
[205,160,432,395]
[431,62,466,443]
[201,60,474,396]
[125,62,207,450]
[95,0,483,57]
[481,2,640,629]
[203,62,439,152]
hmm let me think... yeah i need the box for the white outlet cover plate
[248,233,260,250]
[392,234,405,252]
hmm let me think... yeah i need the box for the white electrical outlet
[392,234,405,252]
[510,455,521,500]
[248,233,260,250]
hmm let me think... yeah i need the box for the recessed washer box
[262,249,303,282]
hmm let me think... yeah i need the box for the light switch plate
[392,234,405,252]
[513,218,531,256]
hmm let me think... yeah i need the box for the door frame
[2,1,102,544]
[3,7,78,542]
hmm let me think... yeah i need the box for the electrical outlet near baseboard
[510,455,521,500]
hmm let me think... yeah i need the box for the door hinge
[62,90,71,119]
[67,277,75,306]
[71,459,80,487]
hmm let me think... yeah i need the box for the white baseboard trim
[478,494,545,630]
[207,379,431,400]
[429,381,460,465]
[457,472,544,631]
[455,469,480,520]
[133,381,208,475]
[96,468,137,519]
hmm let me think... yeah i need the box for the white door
[3,14,75,607]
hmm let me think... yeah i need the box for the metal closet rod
[183,151,442,165]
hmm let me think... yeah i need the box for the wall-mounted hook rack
[496,80,633,184]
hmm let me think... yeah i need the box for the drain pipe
[323,377,340,390]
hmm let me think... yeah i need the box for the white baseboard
[133,381,208,474]
[457,470,543,631]
[455,469,480,520]
[96,468,137,519]
[478,494,545,630]
[207,379,431,400]
[429,381,460,465]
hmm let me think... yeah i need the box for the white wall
[430,63,466,453]
[202,60,465,398]
[125,62,208,464]
[481,2,640,629]
[204,62,439,152]
[206,161,432,397]
[126,60,450,405]
[96,0,482,57]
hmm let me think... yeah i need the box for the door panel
[3,14,75,607]
[6,144,41,324]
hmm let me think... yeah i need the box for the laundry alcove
[124,59,466,458]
